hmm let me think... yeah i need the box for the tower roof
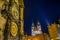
[37,20,40,25]
[32,22,35,27]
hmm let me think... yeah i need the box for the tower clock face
[11,3,19,20]
[10,22,18,37]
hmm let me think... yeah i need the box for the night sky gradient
[24,0,60,35]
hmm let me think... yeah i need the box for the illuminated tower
[18,0,24,40]
[48,23,58,39]
[31,22,35,36]
[0,13,6,40]
[0,0,24,40]
[10,0,24,40]
[9,0,24,40]
[36,21,42,34]
[31,21,42,36]
[18,0,24,36]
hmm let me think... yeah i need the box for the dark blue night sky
[24,0,60,35]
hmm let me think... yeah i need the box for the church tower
[31,22,35,36]
[31,21,42,36]
[36,20,42,34]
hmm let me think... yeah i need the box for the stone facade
[0,0,24,40]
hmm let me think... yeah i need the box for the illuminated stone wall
[48,23,58,39]
[0,0,24,40]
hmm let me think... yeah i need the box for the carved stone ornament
[10,22,18,37]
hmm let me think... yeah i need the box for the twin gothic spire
[31,20,42,36]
